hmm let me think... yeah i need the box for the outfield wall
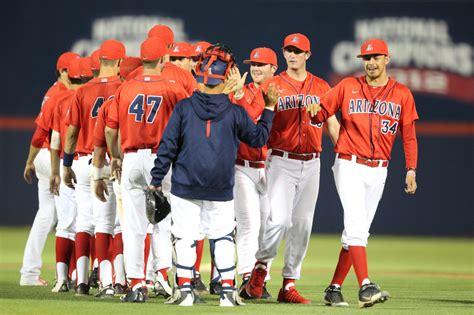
[1,1,472,236]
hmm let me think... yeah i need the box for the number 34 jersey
[106,74,188,153]
[320,76,419,161]
[66,76,122,154]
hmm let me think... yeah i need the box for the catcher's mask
[195,43,235,86]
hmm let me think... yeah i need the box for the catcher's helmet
[145,189,171,225]
[195,43,235,86]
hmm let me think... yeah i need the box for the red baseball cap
[67,58,82,79]
[99,39,126,60]
[244,47,277,66]
[90,49,101,71]
[141,37,168,61]
[191,41,212,58]
[56,52,80,70]
[169,42,193,57]
[148,24,174,47]
[120,57,142,79]
[79,57,93,78]
[357,39,389,57]
[282,33,311,52]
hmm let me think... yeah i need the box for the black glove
[145,189,171,224]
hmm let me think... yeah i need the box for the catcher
[149,43,279,307]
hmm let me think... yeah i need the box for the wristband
[63,152,75,167]
[92,166,104,180]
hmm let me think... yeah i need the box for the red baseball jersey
[66,76,122,154]
[317,76,419,164]
[34,81,69,148]
[230,82,268,161]
[93,98,113,148]
[130,62,197,96]
[106,74,188,152]
[263,71,331,153]
[51,91,75,156]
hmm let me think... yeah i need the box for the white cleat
[165,286,194,306]
[51,280,69,293]
[220,287,245,307]
[20,276,48,286]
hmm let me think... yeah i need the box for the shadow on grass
[423,298,474,305]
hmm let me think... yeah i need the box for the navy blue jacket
[150,91,275,201]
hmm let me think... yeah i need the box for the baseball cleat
[239,278,272,300]
[192,273,209,293]
[193,289,207,304]
[67,279,75,291]
[75,283,90,296]
[51,280,69,293]
[358,283,383,308]
[121,287,148,303]
[165,285,194,306]
[323,285,349,307]
[277,287,311,304]
[95,284,115,298]
[245,267,267,298]
[377,290,391,304]
[89,267,99,289]
[209,281,222,295]
[220,286,245,307]
[114,283,129,296]
[20,276,48,286]
[154,273,172,298]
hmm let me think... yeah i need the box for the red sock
[113,233,123,260]
[194,239,204,273]
[348,246,368,287]
[89,235,96,269]
[144,234,151,274]
[283,278,295,291]
[158,268,168,281]
[330,248,352,286]
[69,241,76,279]
[130,278,144,289]
[222,279,234,287]
[178,277,191,286]
[56,237,74,264]
[75,232,91,261]
[95,232,113,266]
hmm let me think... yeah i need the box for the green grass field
[0,227,473,314]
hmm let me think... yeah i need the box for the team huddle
[20,24,418,308]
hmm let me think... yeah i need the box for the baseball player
[228,47,278,300]
[62,39,125,296]
[169,42,194,72]
[102,36,188,303]
[308,39,418,308]
[149,43,278,307]
[244,33,340,304]
[21,51,79,286]
[48,57,84,292]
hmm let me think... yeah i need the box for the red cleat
[245,267,267,298]
[277,287,311,304]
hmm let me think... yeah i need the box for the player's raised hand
[23,163,36,184]
[405,170,417,194]
[49,174,61,196]
[94,179,109,202]
[111,158,122,183]
[263,83,280,110]
[308,102,322,117]
[63,166,77,189]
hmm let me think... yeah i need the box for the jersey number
[128,94,163,123]
[91,97,105,118]
[381,120,398,135]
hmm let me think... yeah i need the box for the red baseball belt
[235,158,265,169]
[271,149,320,161]
[338,153,389,168]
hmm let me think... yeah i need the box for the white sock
[56,262,68,283]
[114,254,126,285]
[99,260,113,287]
[76,256,89,285]
[362,278,371,286]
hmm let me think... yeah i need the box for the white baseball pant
[20,148,57,282]
[332,155,387,248]
[256,153,320,279]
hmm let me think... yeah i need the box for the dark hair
[69,78,83,85]
[81,76,93,83]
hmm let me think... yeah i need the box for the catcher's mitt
[145,189,171,224]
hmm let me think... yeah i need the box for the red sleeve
[310,80,344,124]
[400,121,418,169]
[34,96,55,132]
[31,126,50,148]
[184,71,197,95]
[106,98,119,129]
[401,89,419,124]
[66,90,81,128]
[232,88,264,120]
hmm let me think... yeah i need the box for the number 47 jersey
[106,74,188,153]
[320,76,419,161]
